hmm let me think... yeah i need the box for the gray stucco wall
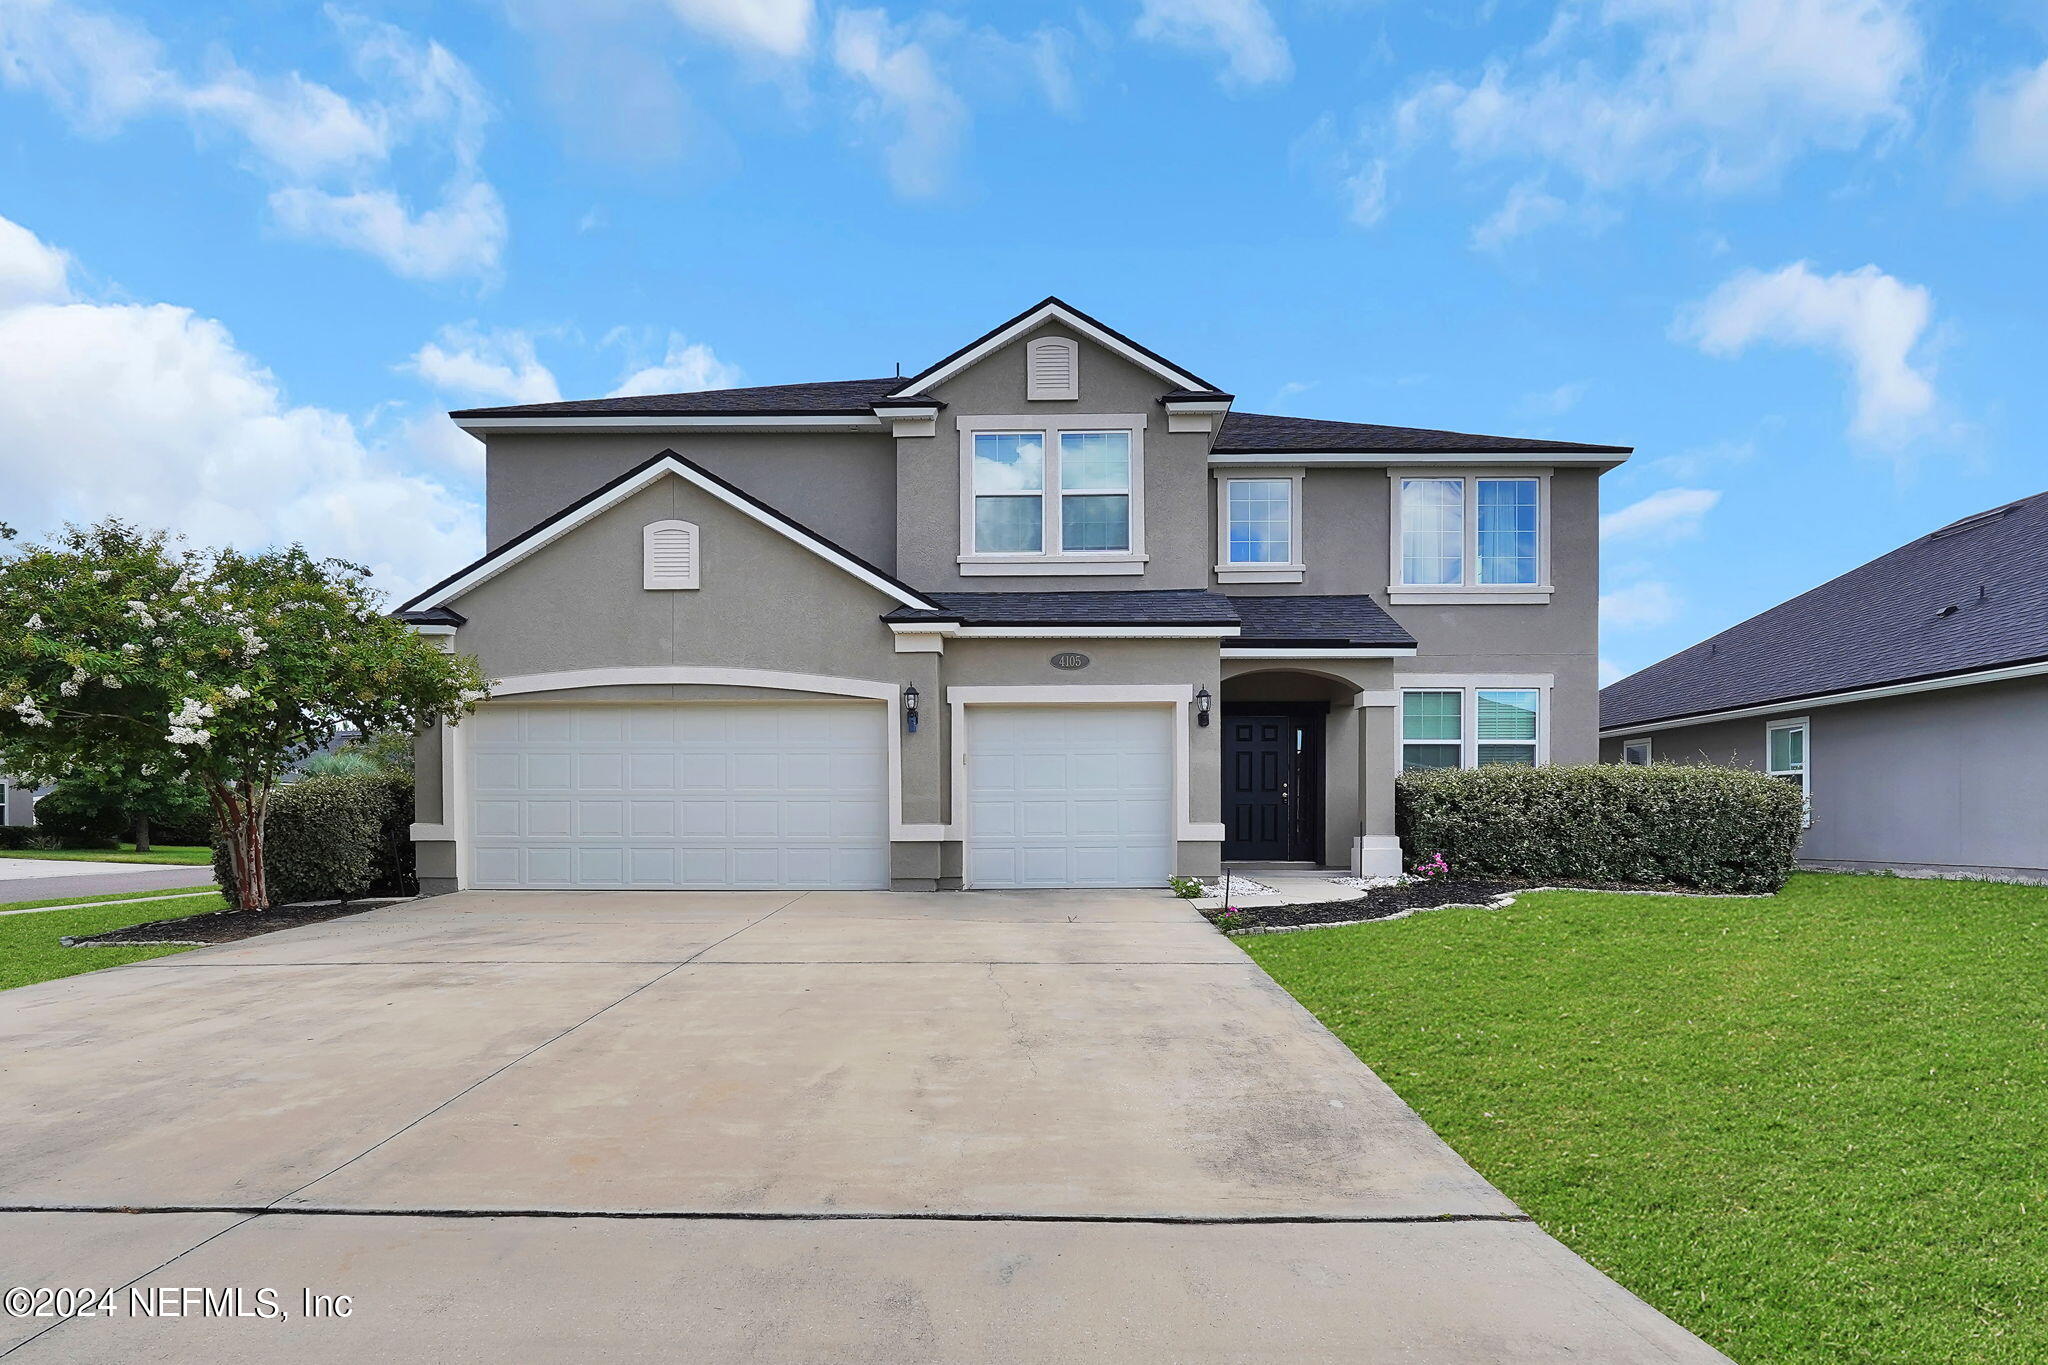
[1601,677,2048,880]
[483,429,899,568]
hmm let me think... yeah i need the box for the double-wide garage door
[469,703,890,890]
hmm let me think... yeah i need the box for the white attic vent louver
[1026,337,1078,401]
[643,520,700,590]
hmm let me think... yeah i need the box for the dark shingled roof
[1213,410,1631,456]
[1601,491,2048,731]
[1225,594,1416,648]
[395,606,466,626]
[885,590,1239,626]
[452,378,901,419]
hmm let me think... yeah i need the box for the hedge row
[1395,762,1804,894]
[213,773,416,909]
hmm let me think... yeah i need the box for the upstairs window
[961,416,1145,572]
[1394,474,1548,596]
[1225,478,1293,564]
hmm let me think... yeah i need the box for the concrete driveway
[1,890,1726,1362]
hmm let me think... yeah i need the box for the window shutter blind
[643,520,700,590]
[1026,338,1078,401]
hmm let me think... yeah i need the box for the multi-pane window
[972,433,1044,553]
[1399,479,1463,585]
[1475,690,1539,766]
[1225,478,1293,564]
[1402,688,1544,770]
[1768,719,1810,827]
[1398,476,1543,589]
[1621,739,1652,766]
[1057,432,1131,552]
[1401,691,1463,770]
[971,428,1132,556]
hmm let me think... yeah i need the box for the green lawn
[1241,873,2047,1365]
[0,843,214,865]
[0,887,221,990]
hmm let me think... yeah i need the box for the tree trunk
[133,813,151,853]
[206,778,270,912]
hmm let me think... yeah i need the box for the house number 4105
[1049,652,1091,671]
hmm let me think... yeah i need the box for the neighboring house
[1601,491,2048,884]
[398,298,1629,893]
[2,776,38,827]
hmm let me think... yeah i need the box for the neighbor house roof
[1601,491,2048,731]
[1224,594,1416,648]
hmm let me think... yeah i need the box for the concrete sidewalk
[0,857,215,904]
[0,889,1728,1362]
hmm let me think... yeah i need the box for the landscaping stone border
[1217,882,1775,936]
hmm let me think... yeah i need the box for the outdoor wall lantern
[1196,686,1212,727]
[904,684,920,733]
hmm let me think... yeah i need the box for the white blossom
[11,696,51,727]
[23,614,41,630]
[92,570,112,582]
[222,684,251,702]
[459,687,489,705]
[238,625,268,658]
[167,697,216,748]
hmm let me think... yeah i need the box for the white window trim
[957,413,1147,574]
[1387,468,1553,604]
[1214,468,1306,583]
[1620,738,1653,765]
[1766,716,1812,828]
[1394,675,1553,772]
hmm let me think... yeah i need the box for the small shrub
[25,832,76,851]
[25,784,125,842]
[213,773,416,910]
[0,826,40,849]
[1168,875,1204,899]
[1395,763,1803,894]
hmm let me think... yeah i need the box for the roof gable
[401,449,941,614]
[887,297,1219,400]
[1601,491,2048,729]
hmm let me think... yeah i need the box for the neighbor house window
[1767,718,1810,827]
[961,416,1145,571]
[1402,686,1546,771]
[1394,474,1548,596]
[1620,738,1652,765]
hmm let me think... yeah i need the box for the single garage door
[965,705,1175,889]
[468,702,890,890]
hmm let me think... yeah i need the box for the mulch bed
[63,899,404,947]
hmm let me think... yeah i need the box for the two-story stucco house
[398,299,1630,893]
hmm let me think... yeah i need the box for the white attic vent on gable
[643,520,700,590]
[1026,336,1078,401]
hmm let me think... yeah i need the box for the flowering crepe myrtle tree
[0,521,487,910]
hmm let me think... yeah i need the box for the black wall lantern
[904,683,920,733]
[1196,686,1212,727]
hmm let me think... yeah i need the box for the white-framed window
[1767,717,1811,827]
[959,414,1147,575]
[1214,469,1306,582]
[1389,471,1551,602]
[1400,684,1547,771]
[1620,738,1652,765]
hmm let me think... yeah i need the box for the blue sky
[3,0,2045,683]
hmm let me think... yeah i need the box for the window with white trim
[961,416,1144,570]
[1620,738,1652,765]
[1767,718,1810,827]
[1401,687,1544,771]
[1393,473,1547,594]
[1225,478,1292,564]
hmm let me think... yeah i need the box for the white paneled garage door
[965,705,1175,889]
[468,703,890,890]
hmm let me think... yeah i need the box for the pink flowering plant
[1411,851,1450,881]
[0,521,488,910]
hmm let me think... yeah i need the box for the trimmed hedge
[213,773,416,909]
[1395,763,1804,894]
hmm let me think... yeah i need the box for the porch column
[1351,691,1404,877]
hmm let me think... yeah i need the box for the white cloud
[1599,656,1629,686]
[1679,261,1935,445]
[0,213,477,602]
[1134,0,1291,91]
[0,3,504,281]
[1601,487,1721,542]
[667,0,813,58]
[830,9,967,198]
[407,325,562,405]
[1472,178,1567,250]
[1601,579,1679,630]
[1357,0,1919,231]
[0,212,72,309]
[607,335,741,397]
[1972,57,2048,191]
[1523,379,1589,417]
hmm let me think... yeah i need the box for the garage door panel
[967,706,1175,890]
[469,702,890,891]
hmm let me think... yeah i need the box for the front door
[1221,709,1323,862]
